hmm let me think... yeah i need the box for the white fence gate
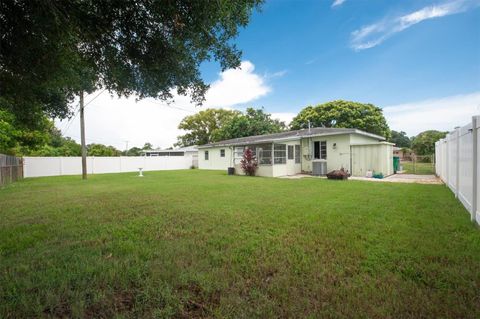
[435,116,479,225]
[23,156,195,178]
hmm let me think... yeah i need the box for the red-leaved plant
[240,147,258,176]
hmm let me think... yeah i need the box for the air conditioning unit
[312,161,327,176]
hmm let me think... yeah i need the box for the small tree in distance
[240,148,258,176]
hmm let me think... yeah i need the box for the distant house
[198,128,394,177]
[141,146,198,157]
[393,146,414,161]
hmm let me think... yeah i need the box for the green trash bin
[393,156,400,174]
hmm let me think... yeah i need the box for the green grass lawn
[401,161,436,175]
[1,170,479,318]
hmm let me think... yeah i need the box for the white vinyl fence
[435,116,479,225]
[23,156,195,178]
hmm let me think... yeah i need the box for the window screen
[288,145,294,160]
[204,151,209,160]
[314,141,327,160]
[274,144,286,164]
[256,144,272,165]
[220,149,225,157]
[295,145,301,163]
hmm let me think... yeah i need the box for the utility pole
[125,141,129,154]
[79,91,87,180]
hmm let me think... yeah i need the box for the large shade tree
[213,107,286,141]
[290,100,391,139]
[0,1,262,124]
[176,107,286,146]
[1,0,261,178]
[176,108,240,147]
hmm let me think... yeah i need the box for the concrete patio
[279,173,442,184]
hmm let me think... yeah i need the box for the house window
[234,147,244,160]
[169,152,184,156]
[314,141,327,160]
[220,149,225,157]
[204,151,209,160]
[288,145,294,160]
[295,145,301,164]
[274,144,286,164]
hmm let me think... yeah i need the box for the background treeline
[1,100,447,157]
[176,101,447,156]
[1,109,153,156]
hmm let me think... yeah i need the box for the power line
[62,90,106,134]
[147,100,196,113]
[84,89,106,107]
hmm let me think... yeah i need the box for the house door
[287,145,297,175]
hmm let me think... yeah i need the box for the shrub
[240,147,258,176]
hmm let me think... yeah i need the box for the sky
[57,0,480,150]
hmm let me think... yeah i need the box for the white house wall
[301,134,352,173]
[198,146,233,171]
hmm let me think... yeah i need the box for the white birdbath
[138,167,144,177]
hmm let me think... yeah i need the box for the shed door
[351,145,381,177]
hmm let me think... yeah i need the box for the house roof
[142,146,198,153]
[198,128,385,148]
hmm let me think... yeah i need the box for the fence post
[472,116,478,223]
[455,128,460,198]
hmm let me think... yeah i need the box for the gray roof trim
[142,146,198,153]
[197,128,385,149]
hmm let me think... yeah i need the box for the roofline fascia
[197,136,302,148]
[198,130,386,149]
[352,129,386,141]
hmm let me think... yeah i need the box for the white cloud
[332,0,346,8]
[268,70,288,78]
[204,61,271,108]
[56,61,274,149]
[351,0,479,50]
[271,112,296,126]
[383,91,480,136]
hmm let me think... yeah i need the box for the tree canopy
[290,100,391,139]
[124,142,154,156]
[0,1,262,127]
[411,130,447,155]
[176,108,285,146]
[213,108,286,141]
[176,109,240,147]
[87,144,122,157]
[0,108,128,157]
[390,130,411,148]
[0,109,52,155]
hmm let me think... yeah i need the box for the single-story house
[141,146,198,157]
[198,127,394,177]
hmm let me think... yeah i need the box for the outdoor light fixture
[333,143,337,149]
[138,167,144,177]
